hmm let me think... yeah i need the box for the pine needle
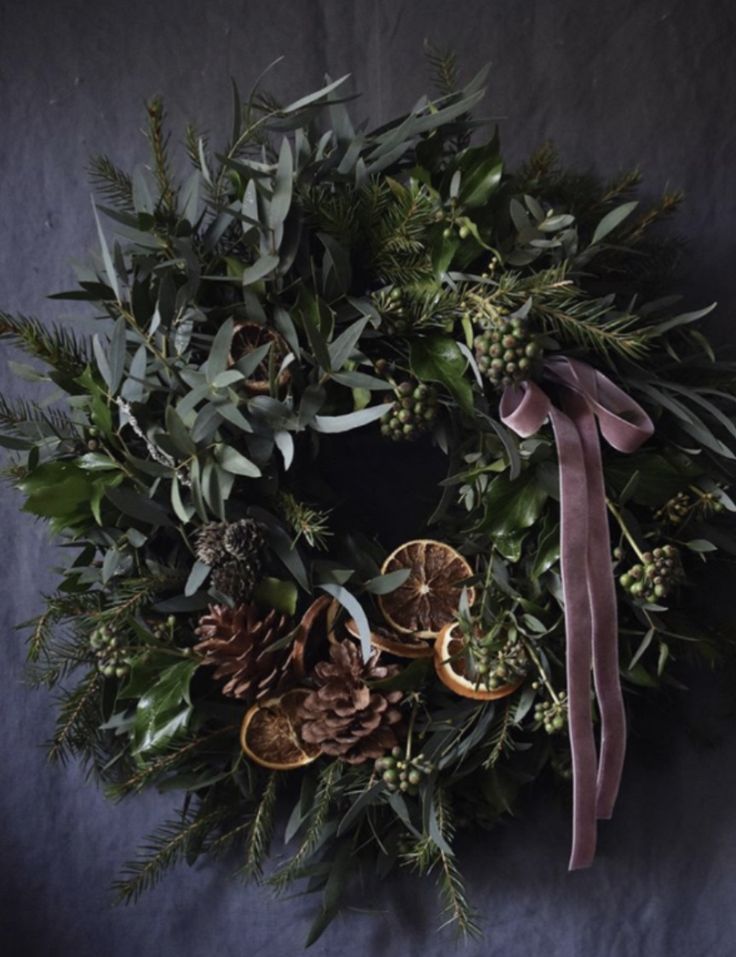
[114,804,227,903]
[47,669,104,765]
[423,40,460,97]
[87,155,134,210]
[268,763,341,890]
[146,97,177,214]
[242,772,278,878]
[0,311,90,379]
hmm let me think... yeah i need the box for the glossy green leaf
[409,336,473,413]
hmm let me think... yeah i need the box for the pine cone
[194,603,293,702]
[195,522,230,566]
[223,518,265,561]
[211,558,261,604]
[195,519,265,566]
[195,519,265,602]
[297,640,404,764]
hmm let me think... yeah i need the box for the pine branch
[623,190,684,243]
[423,40,459,97]
[479,267,650,361]
[537,296,647,361]
[0,394,79,441]
[241,772,278,878]
[106,725,238,798]
[433,789,481,938]
[400,788,480,938]
[47,669,104,765]
[26,607,55,663]
[146,97,177,214]
[87,155,134,210]
[268,763,341,890]
[114,803,228,903]
[0,311,90,379]
[483,700,515,768]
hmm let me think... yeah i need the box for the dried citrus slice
[434,623,524,701]
[344,618,434,659]
[240,688,320,770]
[377,539,475,638]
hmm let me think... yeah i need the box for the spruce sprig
[0,311,89,379]
[268,763,342,890]
[241,772,278,878]
[47,669,105,766]
[87,154,134,210]
[114,803,230,903]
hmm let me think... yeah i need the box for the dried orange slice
[377,539,475,638]
[240,688,320,770]
[344,618,434,659]
[434,623,524,701]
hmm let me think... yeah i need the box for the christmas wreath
[4,48,736,944]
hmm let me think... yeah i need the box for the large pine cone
[194,603,292,702]
[297,640,404,765]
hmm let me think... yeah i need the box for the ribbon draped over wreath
[500,357,654,869]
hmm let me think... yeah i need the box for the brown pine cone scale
[194,603,292,703]
[297,640,404,765]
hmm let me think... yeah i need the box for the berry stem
[606,499,646,562]
[519,636,561,705]
[405,694,420,760]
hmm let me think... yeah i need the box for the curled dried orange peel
[344,618,434,659]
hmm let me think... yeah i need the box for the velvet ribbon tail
[500,358,653,870]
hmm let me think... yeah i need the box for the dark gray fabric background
[2,1,736,954]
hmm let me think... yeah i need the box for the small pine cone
[297,640,404,765]
[223,518,265,562]
[195,521,230,566]
[194,603,293,702]
[212,558,261,604]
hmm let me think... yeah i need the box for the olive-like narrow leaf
[591,201,638,245]
[283,75,350,114]
[269,137,293,230]
[241,254,279,287]
[206,318,234,384]
[91,198,121,301]
[216,445,262,477]
[320,583,372,661]
[184,559,210,596]
[312,404,389,433]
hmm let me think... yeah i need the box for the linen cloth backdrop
[1,1,736,954]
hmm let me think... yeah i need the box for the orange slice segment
[434,623,524,701]
[344,618,434,659]
[240,688,320,770]
[377,539,475,638]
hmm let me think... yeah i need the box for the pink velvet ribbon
[499,356,654,869]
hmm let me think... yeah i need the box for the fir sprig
[0,311,89,380]
[114,803,230,903]
[87,155,134,210]
[241,772,278,879]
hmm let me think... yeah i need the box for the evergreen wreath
[3,46,735,945]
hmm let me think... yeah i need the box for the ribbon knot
[500,357,653,870]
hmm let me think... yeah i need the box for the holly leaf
[478,470,548,537]
[131,659,199,757]
[409,336,473,414]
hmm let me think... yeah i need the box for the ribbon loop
[501,358,653,870]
